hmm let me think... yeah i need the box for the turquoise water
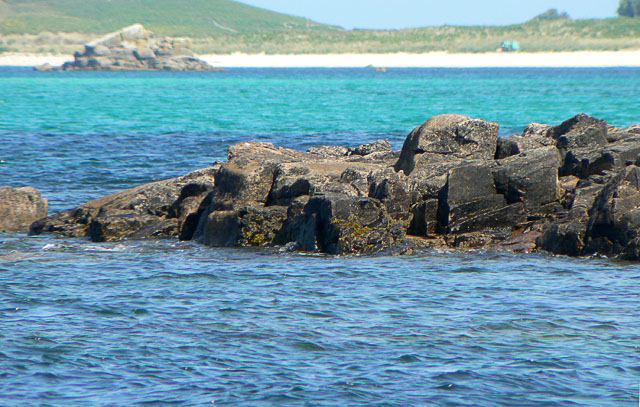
[1,67,639,406]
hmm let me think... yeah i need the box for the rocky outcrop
[48,24,218,71]
[29,113,640,261]
[0,186,48,233]
[30,167,216,241]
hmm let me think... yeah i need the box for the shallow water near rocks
[1,67,639,406]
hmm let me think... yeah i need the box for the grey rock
[0,186,48,233]
[368,168,412,223]
[493,147,561,212]
[60,24,218,71]
[523,122,553,138]
[448,202,525,236]
[350,139,392,156]
[93,44,111,56]
[408,199,439,237]
[549,114,608,148]
[495,130,555,159]
[537,220,587,256]
[307,145,349,158]
[394,114,499,175]
[34,63,53,71]
[550,114,609,177]
[438,164,518,234]
[495,137,520,159]
[30,167,216,241]
[585,165,640,256]
[32,113,640,260]
[294,193,403,255]
[198,205,288,247]
[134,47,156,61]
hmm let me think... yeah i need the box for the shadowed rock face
[50,24,218,71]
[30,167,217,242]
[0,186,48,233]
[29,113,640,260]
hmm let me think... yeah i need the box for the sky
[240,0,619,29]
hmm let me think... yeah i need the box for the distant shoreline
[2,51,640,68]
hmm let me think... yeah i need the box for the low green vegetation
[1,1,640,54]
[0,0,334,35]
[187,15,640,54]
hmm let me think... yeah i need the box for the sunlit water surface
[1,67,639,406]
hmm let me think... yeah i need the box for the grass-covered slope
[0,0,335,35]
[189,14,640,54]
[1,2,639,54]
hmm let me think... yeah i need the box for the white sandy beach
[201,51,640,68]
[0,53,70,67]
[2,50,640,68]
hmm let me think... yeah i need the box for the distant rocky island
[3,113,637,261]
[37,24,219,71]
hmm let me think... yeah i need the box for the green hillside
[1,2,640,54]
[0,0,336,35]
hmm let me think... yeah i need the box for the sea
[0,67,639,406]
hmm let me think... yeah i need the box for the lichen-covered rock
[198,205,288,247]
[32,113,640,260]
[0,186,48,233]
[293,193,404,255]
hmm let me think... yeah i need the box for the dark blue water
[1,68,639,406]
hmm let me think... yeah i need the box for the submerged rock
[51,24,219,71]
[30,113,640,261]
[0,186,48,233]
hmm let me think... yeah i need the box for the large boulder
[438,164,525,235]
[197,205,288,247]
[548,113,608,150]
[585,165,640,257]
[292,193,404,255]
[0,186,48,233]
[193,140,393,250]
[548,114,611,178]
[492,146,562,213]
[494,125,555,159]
[394,114,499,175]
[536,165,640,259]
